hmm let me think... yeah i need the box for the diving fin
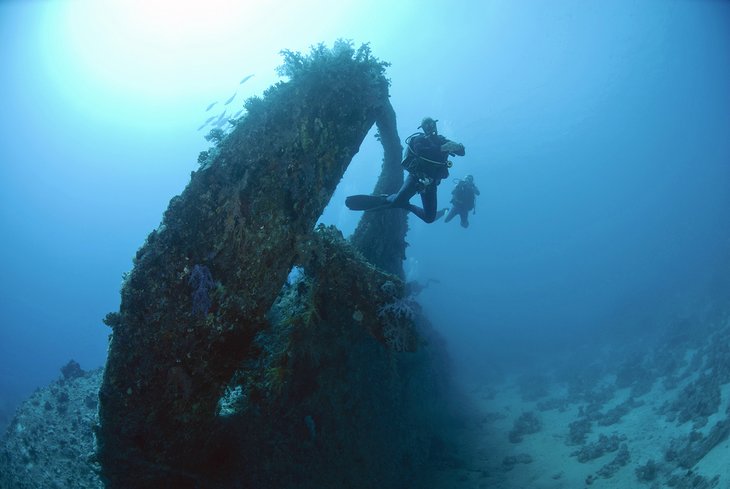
[345,194,392,211]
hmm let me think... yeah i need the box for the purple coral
[189,264,214,316]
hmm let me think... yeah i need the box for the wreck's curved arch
[97,43,436,489]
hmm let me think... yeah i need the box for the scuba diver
[438,175,480,228]
[345,117,465,223]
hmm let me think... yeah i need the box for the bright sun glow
[32,0,394,125]
[51,1,263,100]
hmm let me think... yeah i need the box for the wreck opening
[317,124,381,237]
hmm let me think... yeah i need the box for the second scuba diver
[438,175,480,228]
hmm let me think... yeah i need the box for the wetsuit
[389,132,465,223]
[444,180,480,228]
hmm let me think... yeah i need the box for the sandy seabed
[434,366,730,489]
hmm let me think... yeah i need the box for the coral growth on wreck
[92,42,462,489]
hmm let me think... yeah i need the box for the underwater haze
[1,0,729,479]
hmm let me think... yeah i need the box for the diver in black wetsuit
[440,174,480,228]
[345,117,465,223]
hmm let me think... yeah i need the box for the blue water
[1,0,729,427]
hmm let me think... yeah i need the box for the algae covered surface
[94,42,466,489]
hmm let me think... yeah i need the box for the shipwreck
[97,42,461,489]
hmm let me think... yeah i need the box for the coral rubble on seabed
[0,365,103,489]
[446,310,730,489]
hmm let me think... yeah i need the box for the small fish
[206,101,217,111]
[213,118,228,128]
[205,115,216,124]
[224,92,237,105]
[232,109,244,118]
[197,122,208,131]
[239,74,254,85]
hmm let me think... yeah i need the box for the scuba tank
[402,133,452,177]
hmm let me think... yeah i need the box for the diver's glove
[441,141,464,154]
